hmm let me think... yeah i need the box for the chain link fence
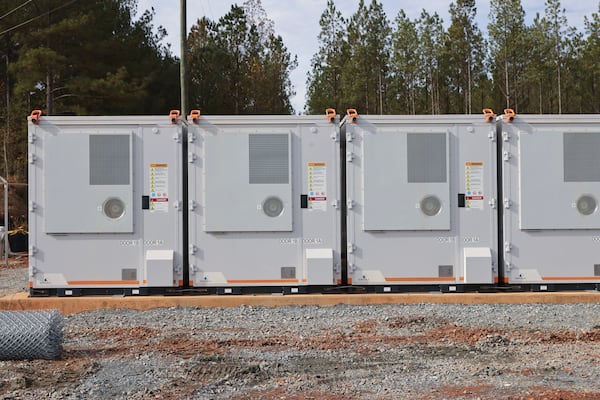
[0,310,63,360]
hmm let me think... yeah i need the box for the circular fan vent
[576,195,597,216]
[262,196,284,218]
[420,195,442,217]
[103,197,126,219]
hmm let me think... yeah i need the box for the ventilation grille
[564,133,600,182]
[249,134,289,184]
[121,268,137,281]
[281,267,296,279]
[438,265,454,278]
[90,135,130,185]
[595,264,600,276]
[407,133,447,183]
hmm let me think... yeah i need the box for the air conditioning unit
[187,114,341,292]
[500,114,600,289]
[28,113,183,295]
[343,114,498,291]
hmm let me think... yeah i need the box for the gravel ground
[1,262,600,399]
[0,256,28,298]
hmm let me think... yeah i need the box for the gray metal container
[500,114,600,288]
[28,115,184,294]
[187,115,342,290]
[343,115,498,289]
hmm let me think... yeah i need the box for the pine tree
[188,3,296,114]
[306,0,347,114]
[583,4,600,112]
[416,10,446,114]
[389,10,420,114]
[342,0,390,114]
[542,0,577,114]
[445,0,486,114]
[488,0,527,111]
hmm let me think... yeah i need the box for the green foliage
[306,0,600,117]
[187,2,296,115]
[306,0,347,114]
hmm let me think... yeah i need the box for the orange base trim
[384,277,456,282]
[541,276,600,281]
[226,279,300,284]
[67,280,140,285]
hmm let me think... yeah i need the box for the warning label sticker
[465,162,484,210]
[150,163,169,213]
[308,162,327,211]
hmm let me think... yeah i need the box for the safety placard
[150,163,169,212]
[308,162,327,211]
[465,162,484,209]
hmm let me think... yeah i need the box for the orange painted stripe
[67,280,140,285]
[28,281,33,288]
[226,279,300,284]
[385,277,456,282]
[459,276,465,282]
[541,276,600,281]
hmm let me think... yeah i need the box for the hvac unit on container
[343,110,499,291]
[187,111,341,293]
[27,111,184,296]
[500,112,600,290]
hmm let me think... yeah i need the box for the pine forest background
[2,0,600,181]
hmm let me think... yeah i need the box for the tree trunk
[46,70,53,116]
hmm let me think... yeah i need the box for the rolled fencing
[0,310,63,360]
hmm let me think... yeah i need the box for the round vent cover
[103,197,126,219]
[262,196,284,218]
[576,195,597,216]
[420,195,442,216]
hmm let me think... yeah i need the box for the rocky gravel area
[0,256,28,298]
[1,263,600,399]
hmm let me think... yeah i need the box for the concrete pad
[1,291,599,315]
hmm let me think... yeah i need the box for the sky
[136,0,596,114]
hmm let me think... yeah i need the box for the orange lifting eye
[189,109,201,124]
[325,108,336,123]
[482,108,495,123]
[169,110,181,124]
[30,109,43,124]
[346,108,358,123]
[504,109,516,123]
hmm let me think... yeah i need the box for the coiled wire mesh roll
[0,310,63,360]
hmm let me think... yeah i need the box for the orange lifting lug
[482,108,495,123]
[504,108,516,123]
[325,108,337,123]
[346,108,358,123]
[189,109,201,124]
[169,110,181,124]
[29,109,42,124]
